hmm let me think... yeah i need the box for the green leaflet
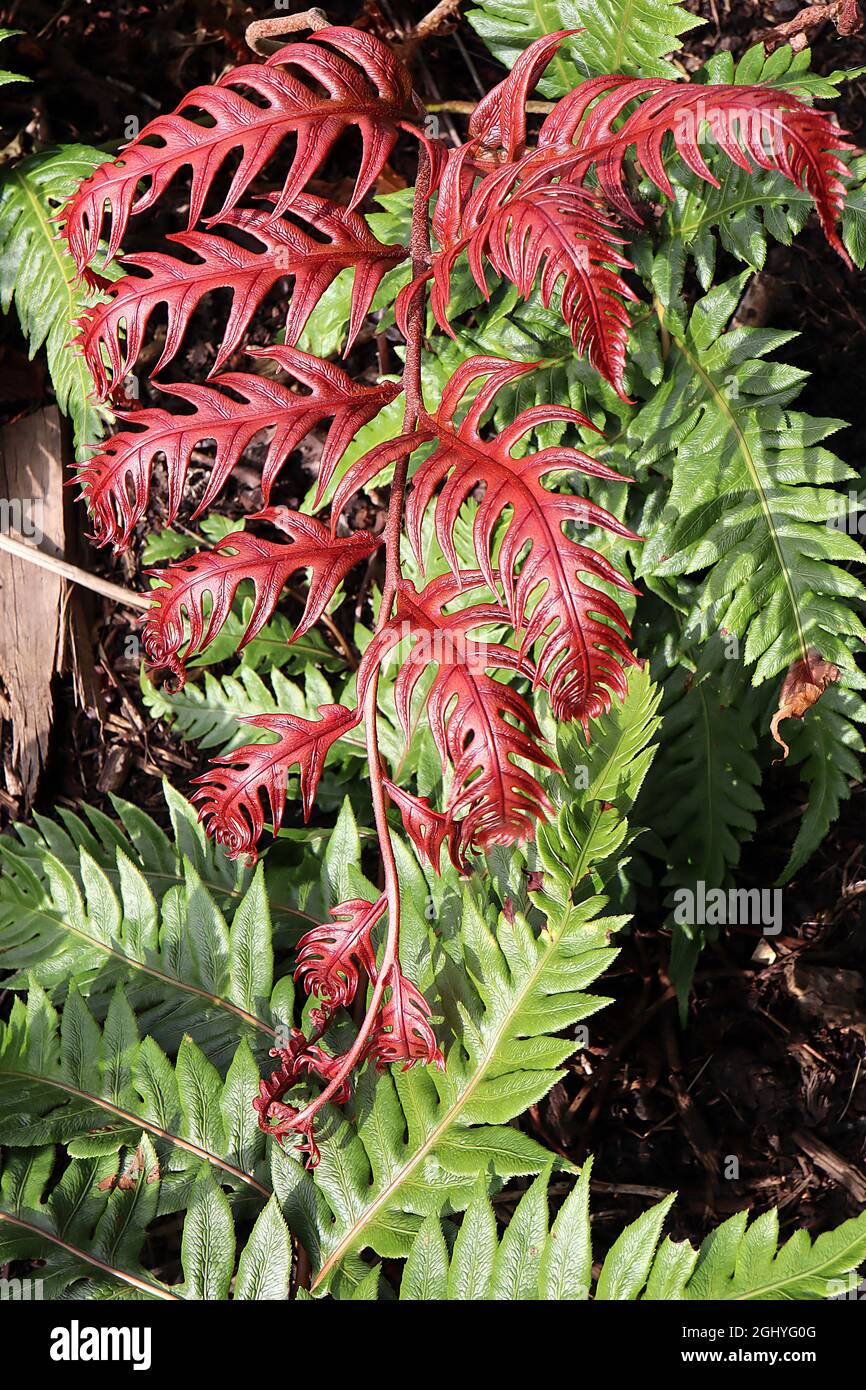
[0,145,120,456]
[467,0,704,92]
[0,27,28,86]
[269,666,658,1294]
[373,1161,866,1300]
[843,154,866,268]
[0,1138,172,1300]
[0,1141,291,1301]
[633,277,866,686]
[0,981,269,1191]
[652,1206,866,1301]
[0,783,315,1064]
[637,637,764,1012]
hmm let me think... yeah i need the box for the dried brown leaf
[770,649,840,758]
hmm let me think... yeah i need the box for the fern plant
[393,1161,866,1302]
[54,21,863,1167]
[2,8,864,1305]
[4,681,865,1298]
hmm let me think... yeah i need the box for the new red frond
[541,77,853,262]
[468,29,582,159]
[75,200,407,398]
[143,512,380,684]
[295,896,386,1008]
[367,963,444,1072]
[192,703,360,860]
[402,357,640,726]
[383,780,469,874]
[365,574,557,858]
[77,347,398,551]
[422,154,639,392]
[60,26,427,270]
[466,184,638,394]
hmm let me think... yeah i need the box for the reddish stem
[381,144,433,617]
[278,147,434,1142]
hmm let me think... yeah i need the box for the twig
[411,0,465,44]
[0,531,151,611]
[758,1,863,54]
[245,10,330,57]
[838,1054,863,1122]
[426,98,555,116]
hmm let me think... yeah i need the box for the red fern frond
[192,702,360,859]
[402,34,852,394]
[468,29,582,160]
[465,184,637,390]
[339,356,639,727]
[143,509,380,684]
[75,197,407,397]
[367,964,444,1071]
[295,896,386,1008]
[76,346,399,550]
[254,1033,354,1159]
[541,76,853,260]
[383,780,469,874]
[405,172,639,392]
[61,26,435,269]
[359,573,557,856]
[408,356,640,725]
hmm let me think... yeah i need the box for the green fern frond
[700,41,866,98]
[0,1137,172,1299]
[0,1140,291,1300]
[0,783,315,1063]
[644,1200,866,1301]
[0,980,274,1205]
[638,639,764,1010]
[466,0,703,92]
[634,276,866,687]
[0,145,119,455]
[390,1161,866,1300]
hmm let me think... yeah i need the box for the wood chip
[0,408,66,802]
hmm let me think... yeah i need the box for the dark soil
[1,0,865,1252]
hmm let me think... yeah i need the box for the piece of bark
[785,962,866,1038]
[792,1127,866,1204]
[0,407,66,802]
